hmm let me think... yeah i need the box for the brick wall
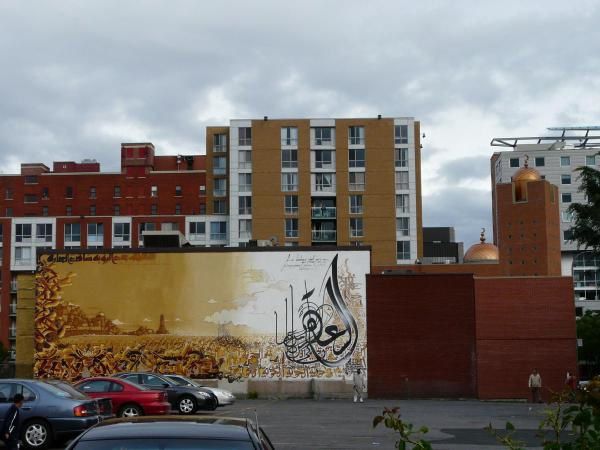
[475,276,577,399]
[367,273,477,398]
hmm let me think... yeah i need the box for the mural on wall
[33,250,369,382]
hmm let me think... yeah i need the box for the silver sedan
[165,375,236,406]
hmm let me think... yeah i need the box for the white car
[166,375,236,406]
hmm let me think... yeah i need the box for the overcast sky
[2,1,600,246]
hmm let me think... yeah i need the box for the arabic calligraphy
[275,254,358,367]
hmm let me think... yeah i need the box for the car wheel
[119,404,143,418]
[22,419,52,449]
[178,395,197,415]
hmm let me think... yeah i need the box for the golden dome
[463,229,499,263]
[512,155,541,182]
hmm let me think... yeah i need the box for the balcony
[210,233,226,241]
[213,144,227,153]
[238,207,252,215]
[9,303,16,316]
[10,281,17,292]
[312,230,337,242]
[9,328,16,339]
[311,207,336,219]
[213,189,227,197]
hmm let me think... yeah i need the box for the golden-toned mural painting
[33,250,369,382]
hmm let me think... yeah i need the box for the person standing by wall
[528,368,542,403]
[2,393,24,450]
[353,368,365,403]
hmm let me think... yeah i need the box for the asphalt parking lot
[6,399,558,449]
[213,398,551,450]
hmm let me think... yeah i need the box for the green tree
[568,163,600,252]
[577,311,600,376]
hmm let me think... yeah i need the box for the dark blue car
[0,379,103,449]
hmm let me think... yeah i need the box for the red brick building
[0,143,212,358]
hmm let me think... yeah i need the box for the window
[561,211,573,222]
[151,186,158,197]
[41,187,49,199]
[79,380,111,393]
[175,204,181,215]
[239,173,252,192]
[349,148,365,168]
[87,223,104,244]
[285,218,299,238]
[5,208,12,217]
[65,223,81,242]
[213,200,227,214]
[66,206,72,216]
[396,217,410,236]
[113,223,130,242]
[90,205,96,216]
[314,150,334,169]
[314,173,335,192]
[535,157,545,167]
[199,204,206,215]
[213,134,227,152]
[238,127,252,146]
[282,148,298,168]
[586,155,597,166]
[239,219,252,239]
[175,185,182,196]
[281,127,298,146]
[89,186,96,199]
[210,222,227,240]
[562,193,572,203]
[42,206,48,217]
[213,156,227,175]
[239,150,252,169]
[24,175,38,184]
[141,374,166,387]
[396,241,411,260]
[509,158,519,168]
[349,126,365,145]
[350,218,363,237]
[151,204,158,215]
[396,194,410,213]
[114,186,121,198]
[350,195,363,214]
[281,173,299,192]
[561,174,571,185]
[24,194,37,203]
[349,172,365,191]
[5,188,13,200]
[36,224,52,242]
[394,125,408,144]
[65,186,73,199]
[162,222,179,231]
[395,148,408,168]
[563,230,574,242]
[16,224,32,242]
[213,178,227,196]
[113,205,120,216]
[239,196,252,215]
[560,156,571,166]
[284,195,298,214]
[314,127,334,145]
[395,172,409,190]
[15,247,32,265]
[189,222,206,240]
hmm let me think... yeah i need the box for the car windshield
[72,439,255,450]
[47,381,89,400]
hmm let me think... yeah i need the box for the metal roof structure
[491,126,600,149]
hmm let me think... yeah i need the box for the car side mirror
[163,383,170,388]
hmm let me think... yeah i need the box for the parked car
[65,416,275,450]
[165,374,236,406]
[0,379,102,449]
[113,372,217,414]
[44,380,113,419]
[74,377,171,418]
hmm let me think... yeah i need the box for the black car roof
[80,416,253,440]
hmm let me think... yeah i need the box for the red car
[74,377,171,418]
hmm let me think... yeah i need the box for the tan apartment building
[205,117,423,266]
